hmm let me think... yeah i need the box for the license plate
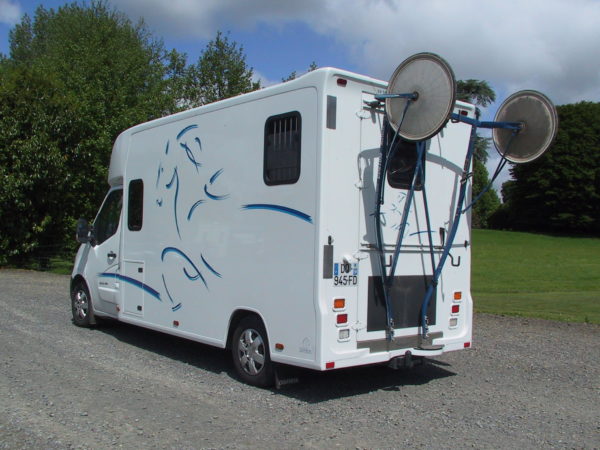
[333,263,358,286]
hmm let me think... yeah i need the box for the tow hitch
[388,351,425,370]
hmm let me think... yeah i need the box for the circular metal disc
[386,52,456,141]
[493,90,558,164]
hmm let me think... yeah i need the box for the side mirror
[76,218,92,244]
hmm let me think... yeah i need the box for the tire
[231,316,275,387]
[71,280,95,327]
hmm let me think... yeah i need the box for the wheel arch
[226,309,268,350]
[70,274,88,294]
[70,274,98,326]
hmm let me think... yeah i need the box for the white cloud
[0,0,21,25]
[252,69,279,88]
[113,0,600,105]
[313,0,600,106]
[112,0,321,38]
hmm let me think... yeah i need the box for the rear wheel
[71,280,95,327]
[231,316,274,387]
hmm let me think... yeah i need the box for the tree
[282,61,318,82]
[456,79,500,228]
[0,1,186,263]
[185,31,260,107]
[494,102,600,234]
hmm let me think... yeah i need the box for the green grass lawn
[471,229,600,324]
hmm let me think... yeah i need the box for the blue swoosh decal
[161,247,207,288]
[201,254,222,278]
[166,168,181,239]
[209,168,224,185]
[409,230,430,236]
[180,142,202,171]
[156,163,163,188]
[187,199,205,220]
[177,124,199,140]
[204,184,229,201]
[242,204,313,224]
[99,273,161,301]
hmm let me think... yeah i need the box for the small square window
[264,112,301,185]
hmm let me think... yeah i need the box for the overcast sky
[2,0,599,186]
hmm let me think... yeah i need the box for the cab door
[85,188,123,315]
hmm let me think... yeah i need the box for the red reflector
[460,110,468,116]
[326,362,335,369]
[451,305,460,314]
[173,320,179,327]
[275,343,284,351]
[337,78,347,87]
[336,313,348,324]
[464,342,471,348]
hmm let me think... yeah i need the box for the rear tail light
[451,305,460,314]
[336,313,348,325]
[333,298,345,310]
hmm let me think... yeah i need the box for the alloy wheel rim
[237,328,265,376]
[73,289,88,319]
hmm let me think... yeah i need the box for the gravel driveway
[0,269,598,449]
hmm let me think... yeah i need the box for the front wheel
[71,280,95,327]
[231,316,275,387]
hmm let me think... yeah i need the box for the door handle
[107,251,117,259]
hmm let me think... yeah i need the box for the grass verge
[472,229,600,324]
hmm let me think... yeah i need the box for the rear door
[356,92,436,342]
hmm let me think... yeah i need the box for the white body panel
[73,68,474,371]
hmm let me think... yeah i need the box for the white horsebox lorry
[71,53,557,386]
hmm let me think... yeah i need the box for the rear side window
[264,111,301,185]
[387,137,424,191]
[128,179,143,231]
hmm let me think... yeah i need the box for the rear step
[357,331,444,353]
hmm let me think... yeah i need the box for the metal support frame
[376,103,523,341]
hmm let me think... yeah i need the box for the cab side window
[94,189,123,245]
